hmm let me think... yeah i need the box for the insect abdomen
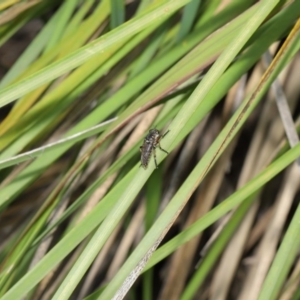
[140,128,168,169]
[140,142,153,168]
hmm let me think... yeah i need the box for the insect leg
[158,144,168,154]
[153,149,158,169]
[162,130,170,138]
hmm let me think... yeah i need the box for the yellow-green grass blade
[94,2,260,152]
[194,0,221,28]
[0,2,296,298]
[32,101,182,247]
[0,2,248,207]
[0,96,182,292]
[43,0,81,53]
[259,194,300,300]
[0,0,108,87]
[0,0,191,108]
[0,119,115,170]
[0,1,54,46]
[0,2,296,280]
[96,1,289,298]
[59,0,95,42]
[0,199,55,294]
[49,1,280,299]
[0,167,137,300]
[143,167,165,300]
[0,4,61,88]
[0,1,296,276]
[140,0,300,279]
[0,17,165,154]
[257,19,300,300]
[0,0,254,160]
[258,201,300,300]
[176,0,201,42]
[0,0,188,152]
[0,0,110,136]
[128,22,168,79]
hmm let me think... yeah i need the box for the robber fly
[140,128,169,169]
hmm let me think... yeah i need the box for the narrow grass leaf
[181,195,256,300]
[0,0,191,108]
[176,0,202,42]
[110,0,125,28]
[97,1,280,299]
[257,18,300,300]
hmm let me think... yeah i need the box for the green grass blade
[258,202,300,300]
[181,195,257,300]
[176,0,201,42]
[0,167,137,300]
[0,0,190,108]
[256,19,300,300]
[0,119,115,170]
[0,1,242,207]
[146,3,300,271]
[0,6,60,88]
[110,0,125,28]
[43,0,80,52]
[0,1,294,294]
[86,1,281,299]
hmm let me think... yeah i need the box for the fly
[140,128,169,169]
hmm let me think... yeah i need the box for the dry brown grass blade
[205,62,264,300]
[210,49,300,300]
[73,107,163,298]
[239,163,299,300]
[106,203,145,280]
[210,21,300,299]
[158,76,246,300]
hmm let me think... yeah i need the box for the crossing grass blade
[1,1,299,299]
[49,1,281,299]
[0,0,191,108]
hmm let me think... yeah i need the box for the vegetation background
[0,0,299,299]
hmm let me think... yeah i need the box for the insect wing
[140,128,168,169]
[140,141,153,168]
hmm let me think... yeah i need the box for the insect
[140,128,169,169]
